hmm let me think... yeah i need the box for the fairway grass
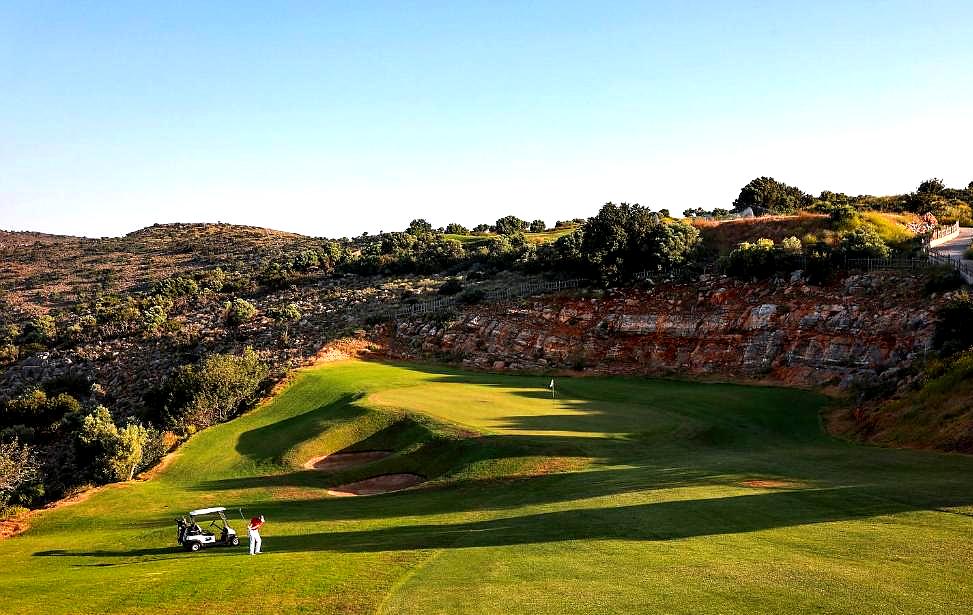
[2,360,972,614]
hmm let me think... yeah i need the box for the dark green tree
[495,215,528,235]
[733,177,811,215]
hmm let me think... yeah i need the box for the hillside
[0,206,967,517]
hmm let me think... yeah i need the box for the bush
[78,406,151,482]
[934,291,973,356]
[840,227,891,259]
[722,239,777,278]
[444,223,468,235]
[924,266,964,295]
[1,390,80,432]
[150,348,269,430]
[269,303,302,323]
[152,276,199,299]
[439,279,464,296]
[224,298,258,326]
[529,219,546,233]
[0,439,39,508]
[23,315,56,344]
[457,288,487,305]
[141,305,168,334]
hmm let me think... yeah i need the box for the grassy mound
[2,360,973,614]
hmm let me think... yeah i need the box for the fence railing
[928,221,961,247]
[844,257,935,272]
[928,248,973,283]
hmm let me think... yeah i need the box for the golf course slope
[2,360,972,614]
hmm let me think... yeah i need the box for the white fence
[928,221,961,248]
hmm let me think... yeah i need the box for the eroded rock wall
[383,272,937,389]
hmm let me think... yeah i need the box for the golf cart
[176,507,240,552]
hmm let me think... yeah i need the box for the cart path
[936,226,973,262]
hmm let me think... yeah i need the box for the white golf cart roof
[188,507,227,516]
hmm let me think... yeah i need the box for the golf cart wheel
[189,542,202,552]
[230,536,240,546]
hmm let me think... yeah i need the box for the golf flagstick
[549,378,555,401]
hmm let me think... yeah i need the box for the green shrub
[439,279,464,296]
[722,239,778,278]
[269,303,302,323]
[152,276,199,299]
[840,227,891,259]
[224,298,258,326]
[457,288,487,305]
[78,406,151,482]
[924,266,964,295]
[0,439,40,508]
[150,348,269,430]
[934,291,973,356]
[23,315,56,344]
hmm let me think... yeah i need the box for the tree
[444,223,469,235]
[406,219,433,237]
[917,178,946,195]
[495,215,528,235]
[472,224,491,233]
[732,177,811,215]
[78,406,150,482]
[529,219,546,233]
[151,348,269,429]
[224,298,257,326]
[0,439,39,506]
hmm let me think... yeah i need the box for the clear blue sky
[2,1,972,238]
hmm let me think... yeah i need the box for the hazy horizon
[3,1,972,238]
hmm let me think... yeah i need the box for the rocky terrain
[382,271,941,392]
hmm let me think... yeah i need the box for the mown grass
[2,360,973,614]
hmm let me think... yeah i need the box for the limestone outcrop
[382,272,938,390]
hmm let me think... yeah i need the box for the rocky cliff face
[382,272,938,390]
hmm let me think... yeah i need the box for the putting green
[2,360,972,614]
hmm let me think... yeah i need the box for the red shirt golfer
[247,515,265,555]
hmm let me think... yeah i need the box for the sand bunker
[303,451,392,472]
[326,473,425,497]
[741,479,801,489]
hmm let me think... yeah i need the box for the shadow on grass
[36,483,973,559]
[234,392,365,462]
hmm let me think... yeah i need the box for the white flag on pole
[549,379,555,389]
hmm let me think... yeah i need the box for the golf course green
[2,360,971,614]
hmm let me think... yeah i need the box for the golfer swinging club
[247,514,265,555]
